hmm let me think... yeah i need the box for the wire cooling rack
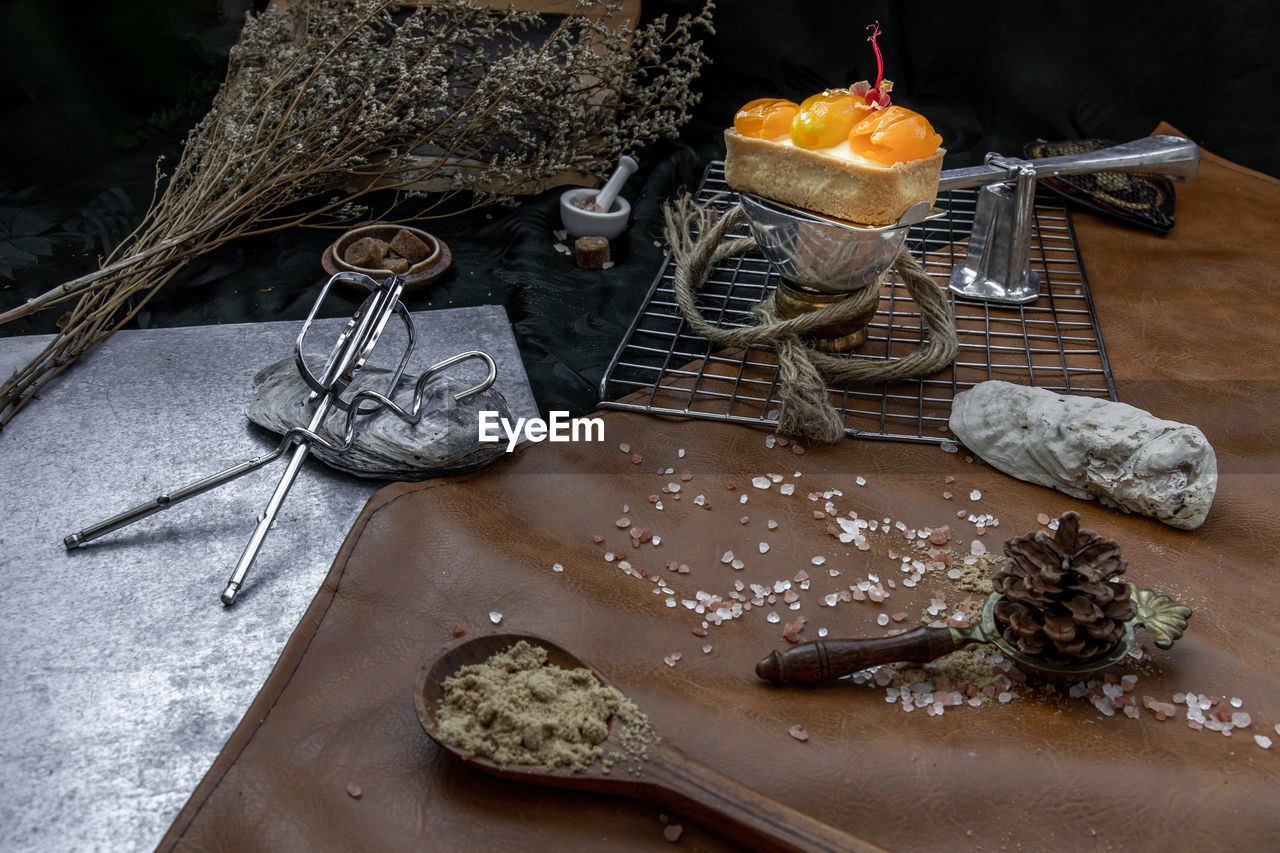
[598,161,1116,443]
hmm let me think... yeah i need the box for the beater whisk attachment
[64,271,497,606]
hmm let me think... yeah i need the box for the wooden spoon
[415,632,884,853]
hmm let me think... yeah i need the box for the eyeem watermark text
[478,411,604,452]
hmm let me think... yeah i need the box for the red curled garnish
[867,22,884,89]
[862,22,893,108]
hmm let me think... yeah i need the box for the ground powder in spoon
[434,640,656,773]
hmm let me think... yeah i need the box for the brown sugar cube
[574,236,611,270]
[389,228,433,264]
[343,236,389,268]
[379,254,410,274]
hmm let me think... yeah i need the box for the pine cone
[992,512,1137,666]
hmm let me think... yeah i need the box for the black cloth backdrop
[2,0,1278,419]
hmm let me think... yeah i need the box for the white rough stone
[948,381,1216,530]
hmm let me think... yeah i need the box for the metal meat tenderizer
[940,135,1200,304]
[64,271,497,606]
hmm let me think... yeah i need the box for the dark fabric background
[2,0,1277,418]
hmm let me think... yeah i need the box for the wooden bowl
[322,223,452,295]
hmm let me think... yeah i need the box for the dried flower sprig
[0,0,714,426]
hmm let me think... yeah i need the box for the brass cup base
[773,279,877,352]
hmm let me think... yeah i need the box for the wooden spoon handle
[755,626,963,684]
[643,742,887,853]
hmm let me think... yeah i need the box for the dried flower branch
[0,0,714,426]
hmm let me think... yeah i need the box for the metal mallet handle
[938,134,1201,192]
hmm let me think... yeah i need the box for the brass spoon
[756,584,1191,684]
[415,632,886,853]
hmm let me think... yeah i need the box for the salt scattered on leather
[597,440,1279,745]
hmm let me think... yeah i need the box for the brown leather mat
[160,127,1280,851]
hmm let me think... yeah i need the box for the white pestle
[592,155,638,213]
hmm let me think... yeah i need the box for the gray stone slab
[0,306,536,852]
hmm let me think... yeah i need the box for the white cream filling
[763,134,884,168]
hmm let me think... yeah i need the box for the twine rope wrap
[662,196,958,443]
